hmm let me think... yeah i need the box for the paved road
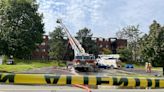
[0,84,83,92]
[53,89,164,92]
[77,68,162,77]
[19,67,77,75]
[19,66,162,77]
[121,68,162,77]
[0,84,164,92]
[1,67,164,92]
[17,67,149,77]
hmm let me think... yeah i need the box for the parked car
[125,64,134,69]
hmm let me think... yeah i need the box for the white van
[96,54,122,69]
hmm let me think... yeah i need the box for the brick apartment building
[32,35,49,59]
[31,35,127,59]
[92,37,127,54]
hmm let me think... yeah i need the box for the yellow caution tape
[0,73,164,88]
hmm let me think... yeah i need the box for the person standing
[145,62,148,72]
[148,62,152,73]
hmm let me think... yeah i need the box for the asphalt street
[19,66,162,77]
[0,84,164,92]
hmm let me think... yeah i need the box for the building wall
[116,39,127,49]
[93,38,127,54]
[32,35,49,59]
[31,35,127,59]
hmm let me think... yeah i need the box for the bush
[58,62,66,67]
[117,48,132,62]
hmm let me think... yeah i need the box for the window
[99,38,103,41]
[91,37,96,40]
[42,56,45,59]
[43,35,46,39]
[75,56,82,59]
[106,45,108,48]
[35,43,39,45]
[41,42,46,45]
[83,56,90,59]
[36,49,39,52]
[42,49,46,52]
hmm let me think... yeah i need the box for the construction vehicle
[96,38,122,69]
[56,19,97,72]
[97,54,122,69]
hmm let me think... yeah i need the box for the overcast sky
[37,0,164,38]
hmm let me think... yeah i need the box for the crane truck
[56,19,97,72]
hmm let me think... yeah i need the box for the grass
[0,59,66,72]
[0,65,34,72]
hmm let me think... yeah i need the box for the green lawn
[122,62,162,71]
[0,59,66,72]
[133,64,162,71]
[0,65,34,72]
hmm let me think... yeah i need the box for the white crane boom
[56,19,86,56]
[56,19,97,72]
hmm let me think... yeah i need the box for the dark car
[125,64,134,69]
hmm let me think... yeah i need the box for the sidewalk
[0,86,164,92]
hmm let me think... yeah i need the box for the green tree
[117,48,132,62]
[0,0,44,58]
[141,21,160,63]
[49,27,66,60]
[76,27,99,57]
[76,27,93,42]
[155,27,164,66]
[142,21,164,65]
[140,20,164,75]
[102,48,112,55]
[116,25,142,62]
[138,34,148,62]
